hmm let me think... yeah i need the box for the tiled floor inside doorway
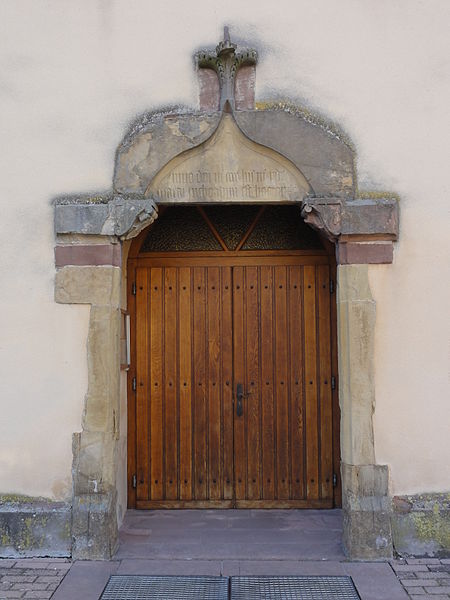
[116,509,345,561]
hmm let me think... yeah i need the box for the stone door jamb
[54,188,398,560]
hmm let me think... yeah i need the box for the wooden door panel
[207,267,221,500]
[245,266,261,501]
[192,267,207,501]
[136,267,150,500]
[149,268,164,501]
[304,265,319,501]
[163,268,178,500]
[274,266,290,500]
[260,266,275,501]
[318,265,333,501]
[134,259,335,509]
[136,265,234,507]
[232,266,246,501]
[221,268,234,501]
[288,265,305,500]
[233,264,333,507]
[178,267,193,500]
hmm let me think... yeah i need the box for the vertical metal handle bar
[236,383,244,417]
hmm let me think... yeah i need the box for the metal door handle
[236,383,244,417]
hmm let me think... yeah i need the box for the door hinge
[333,473,338,488]
[131,282,136,296]
[331,375,336,391]
[132,377,137,392]
[330,279,335,294]
[132,474,137,489]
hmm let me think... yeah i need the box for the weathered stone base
[392,493,450,558]
[71,492,118,560]
[0,497,71,558]
[342,463,393,560]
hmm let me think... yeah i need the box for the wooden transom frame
[127,204,341,509]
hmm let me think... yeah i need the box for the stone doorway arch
[53,32,399,560]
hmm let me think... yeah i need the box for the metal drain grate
[100,575,229,599]
[99,575,360,599]
[231,576,361,599]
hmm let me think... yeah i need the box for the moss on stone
[0,494,51,504]
[255,100,354,150]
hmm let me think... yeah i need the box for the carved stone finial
[197,28,257,111]
[301,198,342,241]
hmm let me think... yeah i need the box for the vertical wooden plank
[150,267,164,500]
[164,268,178,500]
[221,267,234,500]
[136,267,149,500]
[127,262,137,508]
[289,265,305,500]
[245,266,261,500]
[318,264,333,502]
[193,267,207,500]
[233,266,246,501]
[304,265,319,500]
[178,267,192,500]
[260,266,275,500]
[207,267,221,499]
[274,266,290,499]
[330,262,342,507]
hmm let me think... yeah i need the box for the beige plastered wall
[0,0,449,504]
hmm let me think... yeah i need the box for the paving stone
[11,583,48,591]
[394,565,431,572]
[418,596,450,600]
[403,579,439,587]
[424,587,450,594]
[407,589,426,595]
[2,577,37,584]
[440,560,450,565]
[0,581,13,589]
[10,563,49,571]
[0,561,16,569]
[48,563,71,571]
[407,559,442,565]
[20,571,54,579]
[0,591,25,598]
[34,576,61,584]
[23,593,53,599]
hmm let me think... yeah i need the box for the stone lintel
[337,241,394,264]
[342,463,393,560]
[392,493,450,558]
[0,499,71,558]
[55,244,122,267]
[301,197,399,260]
[343,197,399,238]
[54,195,157,240]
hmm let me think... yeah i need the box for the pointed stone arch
[53,33,399,560]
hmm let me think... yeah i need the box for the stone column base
[342,463,393,559]
[71,492,118,560]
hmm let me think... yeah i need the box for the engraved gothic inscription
[147,112,312,203]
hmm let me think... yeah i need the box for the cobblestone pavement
[1,556,450,599]
[391,558,450,600]
[0,559,70,599]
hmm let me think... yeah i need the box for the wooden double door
[128,205,339,509]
